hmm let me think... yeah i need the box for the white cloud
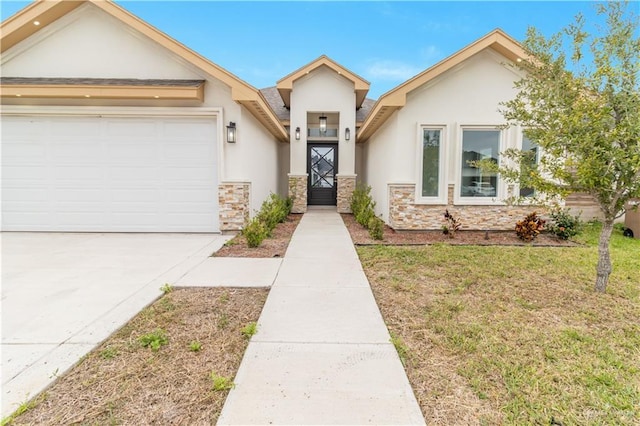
[420,45,443,64]
[365,60,422,81]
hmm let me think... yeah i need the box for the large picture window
[519,136,538,197]
[460,129,500,198]
[421,129,441,197]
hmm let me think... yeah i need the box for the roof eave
[357,29,526,143]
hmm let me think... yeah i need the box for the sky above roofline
[1,1,609,99]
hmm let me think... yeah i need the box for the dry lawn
[6,287,268,425]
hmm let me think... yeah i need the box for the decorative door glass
[310,146,335,189]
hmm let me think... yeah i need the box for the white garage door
[1,114,219,232]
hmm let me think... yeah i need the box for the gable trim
[276,55,370,108]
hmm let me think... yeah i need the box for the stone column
[218,182,250,232]
[288,174,308,213]
[336,174,356,213]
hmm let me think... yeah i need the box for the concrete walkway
[218,208,425,425]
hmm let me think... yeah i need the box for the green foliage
[210,372,234,391]
[159,283,173,294]
[241,321,258,339]
[256,193,292,235]
[390,332,410,367]
[1,394,48,426]
[100,346,118,360]
[515,212,546,242]
[138,329,168,352]
[368,216,384,240]
[351,184,385,239]
[242,193,292,247]
[189,340,202,352]
[243,218,268,248]
[548,208,582,240]
[351,184,376,227]
[442,209,462,238]
[497,2,639,291]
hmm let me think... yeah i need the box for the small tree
[498,1,639,292]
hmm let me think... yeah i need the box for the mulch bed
[340,213,578,247]
[213,214,302,258]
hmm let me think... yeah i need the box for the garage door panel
[1,142,47,161]
[166,189,215,203]
[107,120,158,138]
[2,115,219,232]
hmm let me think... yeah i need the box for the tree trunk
[595,219,614,293]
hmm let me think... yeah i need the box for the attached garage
[1,111,220,232]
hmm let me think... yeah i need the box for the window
[460,129,500,198]
[519,136,538,197]
[421,128,441,197]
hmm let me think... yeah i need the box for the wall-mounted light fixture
[345,127,351,141]
[319,114,327,134]
[295,127,301,140]
[226,122,237,143]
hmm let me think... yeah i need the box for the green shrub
[368,216,384,240]
[515,212,546,242]
[548,208,582,240]
[243,218,268,248]
[351,184,376,227]
[242,193,292,247]
[255,193,292,236]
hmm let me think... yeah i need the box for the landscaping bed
[5,287,268,425]
[213,213,302,258]
[341,213,577,246]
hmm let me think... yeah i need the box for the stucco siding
[363,50,529,229]
[289,67,356,176]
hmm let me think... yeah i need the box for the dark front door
[308,143,338,205]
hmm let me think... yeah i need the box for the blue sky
[0,1,612,99]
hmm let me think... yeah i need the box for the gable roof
[357,29,526,143]
[0,0,288,142]
[276,55,370,109]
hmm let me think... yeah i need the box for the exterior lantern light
[319,114,327,134]
[345,127,351,141]
[226,122,237,143]
[295,127,301,140]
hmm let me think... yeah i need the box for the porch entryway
[307,143,338,205]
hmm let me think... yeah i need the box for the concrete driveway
[1,232,229,417]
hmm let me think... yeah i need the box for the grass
[241,321,258,339]
[359,222,640,425]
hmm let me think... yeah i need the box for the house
[0,0,593,233]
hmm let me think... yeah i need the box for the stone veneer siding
[389,184,543,230]
[337,175,356,213]
[218,182,250,232]
[288,174,308,213]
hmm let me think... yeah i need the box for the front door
[307,143,338,205]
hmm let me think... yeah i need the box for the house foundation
[288,174,308,213]
[218,182,250,232]
[389,184,543,230]
[337,175,356,213]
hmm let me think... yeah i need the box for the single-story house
[0,0,596,233]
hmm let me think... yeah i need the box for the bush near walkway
[243,193,292,247]
[351,185,383,240]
